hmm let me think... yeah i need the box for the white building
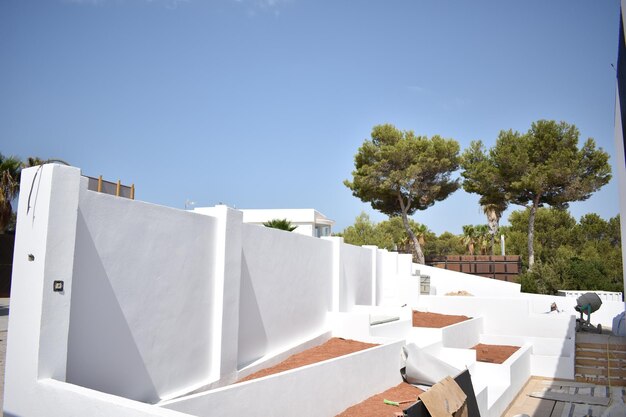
[238,208,334,237]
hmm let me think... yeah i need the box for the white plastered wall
[9,164,570,416]
[417,295,576,379]
[338,240,375,310]
[520,292,626,330]
[5,165,196,417]
[66,187,224,403]
[417,264,521,297]
[161,339,404,417]
[236,224,333,369]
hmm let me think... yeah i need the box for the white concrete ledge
[160,339,405,417]
[441,317,483,349]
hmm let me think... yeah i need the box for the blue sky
[0,0,622,234]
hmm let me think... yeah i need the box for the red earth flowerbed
[412,310,471,328]
[472,343,520,364]
[238,337,378,382]
[335,382,424,417]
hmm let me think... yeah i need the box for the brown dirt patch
[472,343,519,364]
[239,338,378,382]
[336,382,424,417]
[412,310,471,328]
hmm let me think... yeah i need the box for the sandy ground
[239,338,378,382]
[412,310,471,328]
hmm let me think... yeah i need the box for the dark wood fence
[425,255,522,283]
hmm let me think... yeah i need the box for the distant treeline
[339,208,623,295]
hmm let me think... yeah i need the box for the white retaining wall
[161,339,404,417]
[67,187,222,403]
[416,264,521,297]
[338,241,375,310]
[5,164,416,417]
[5,165,196,417]
[521,292,625,330]
[417,296,574,339]
[417,295,576,379]
[377,250,398,305]
[441,317,483,349]
[237,224,333,368]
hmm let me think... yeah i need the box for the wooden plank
[576,350,626,360]
[528,391,610,406]
[561,403,573,417]
[576,342,626,351]
[576,366,626,378]
[527,398,556,417]
[551,401,566,417]
[570,403,602,417]
[576,357,626,367]
[590,404,607,416]
[542,381,597,388]
[576,376,626,386]
[571,403,589,417]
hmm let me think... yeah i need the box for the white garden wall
[375,250,415,307]
[416,296,574,339]
[377,250,398,305]
[8,163,609,417]
[237,224,333,369]
[66,187,222,403]
[161,339,404,417]
[5,165,198,417]
[520,292,625,330]
[338,242,374,310]
[416,264,521,297]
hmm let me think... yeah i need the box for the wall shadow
[237,252,268,369]
[66,210,159,403]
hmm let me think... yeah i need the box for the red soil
[412,310,471,328]
[472,343,520,364]
[238,337,378,382]
[335,382,424,417]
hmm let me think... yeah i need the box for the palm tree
[474,224,490,255]
[415,223,429,247]
[462,225,478,255]
[263,218,297,232]
[481,199,508,255]
[26,157,46,167]
[0,154,22,233]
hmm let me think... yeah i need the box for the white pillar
[5,164,81,413]
[197,205,243,383]
[322,236,343,312]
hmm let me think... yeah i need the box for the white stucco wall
[5,165,197,417]
[162,339,403,417]
[339,242,374,310]
[376,250,398,305]
[5,164,590,416]
[521,292,625,330]
[237,224,333,368]
[416,264,521,297]
[66,185,221,403]
[417,296,574,339]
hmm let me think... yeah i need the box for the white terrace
[4,164,626,417]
